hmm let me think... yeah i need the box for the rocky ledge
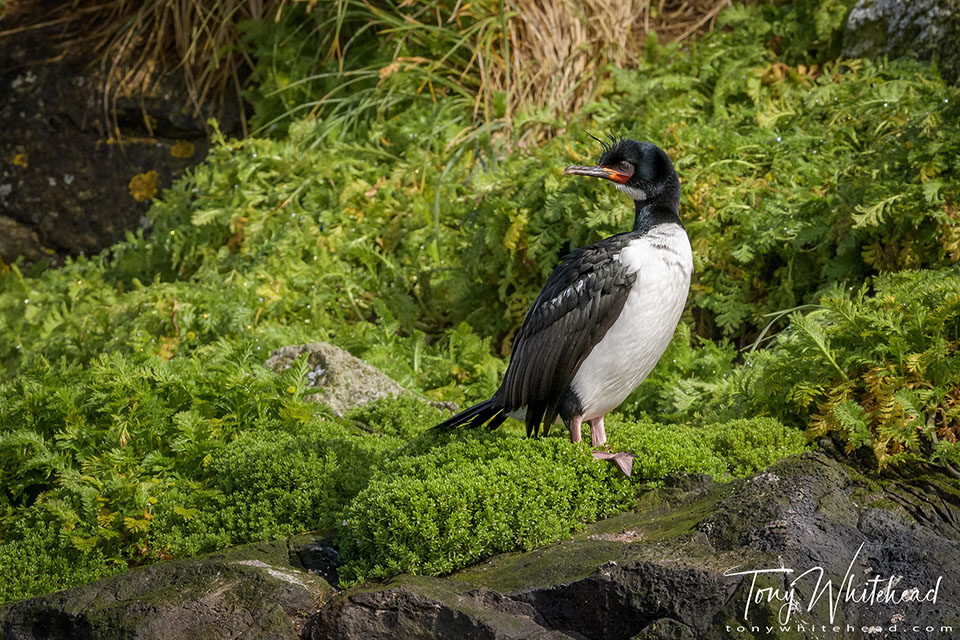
[3,450,960,639]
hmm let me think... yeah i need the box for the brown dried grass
[509,0,729,112]
[79,0,279,137]
[1,0,281,137]
[502,0,730,141]
[1,0,731,141]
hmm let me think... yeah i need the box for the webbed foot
[591,450,636,477]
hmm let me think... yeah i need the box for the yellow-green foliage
[0,349,354,599]
[724,269,960,470]
[0,0,957,605]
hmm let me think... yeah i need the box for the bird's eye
[618,161,633,173]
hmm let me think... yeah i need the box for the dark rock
[0,215,45,264]
[844,0,960,84]
[631,618,696,640]
[306,451,960,639]
[0,10,240,264]
[0,538,334,640]
[513,561,737,639]
[265,342,447,416]
[308,576,579,640]
[292,539,343,588]
[6,452,960,639]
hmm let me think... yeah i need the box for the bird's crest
[587,132,624,161]
[586,132,625,160]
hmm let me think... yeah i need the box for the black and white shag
[434,138,693,475]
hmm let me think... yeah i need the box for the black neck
[632,188,681,233]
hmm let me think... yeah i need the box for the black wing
[497,236,636,436]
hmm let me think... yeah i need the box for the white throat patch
[615,183,646,201]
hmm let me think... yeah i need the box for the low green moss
[148,419,395,559]
[336,432,635,584]
[344,394,447,439]
[336,416,807,585]
[604,416,809,481]
[705,418,814,477]
[0,517,120,604]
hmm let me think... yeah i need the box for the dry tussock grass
[1,0,730,141]
[76,0,281,136]
[504,0,730,141]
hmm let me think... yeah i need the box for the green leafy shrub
[454,5,960,344]
[0,517,118,605]
[1,0,955,605]
[0,371,405,602]
[727,268,960,470]
[0,124,506,403]
[149,418,396,558]
[337,433,633,584]
[337,416,807,584]
[0,347,326,595]
[760,0,856,63]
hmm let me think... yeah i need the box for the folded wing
[497,239,636,436]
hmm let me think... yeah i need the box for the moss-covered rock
[0,538,334,640]
[310,451,960,639]
[5,451,960,638]
[264,342,412,416]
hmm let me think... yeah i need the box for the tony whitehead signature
[724,542,943,625]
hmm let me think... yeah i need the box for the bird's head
[564,137,678,203]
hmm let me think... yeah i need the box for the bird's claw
[591,450,636,477]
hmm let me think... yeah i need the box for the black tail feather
[432,398,503,432]
[486,412,507,431]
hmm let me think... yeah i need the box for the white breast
[570,224,693,421]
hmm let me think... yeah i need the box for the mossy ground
[1,0,959,604]
[454,485,732,595]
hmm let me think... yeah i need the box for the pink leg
[568,415,583,443]
[590,416,607,447]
